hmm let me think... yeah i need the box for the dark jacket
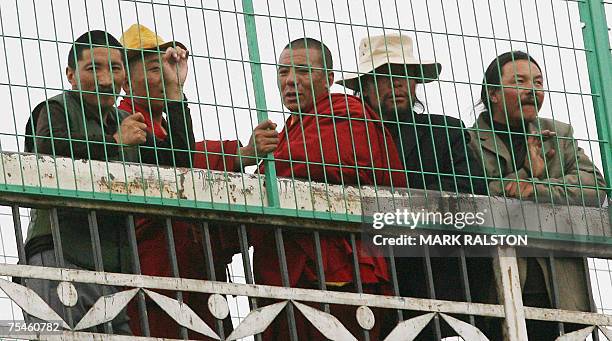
[23,91,195,272]
[388,112,489,339]
[389,112,488,195]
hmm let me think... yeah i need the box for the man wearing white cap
[337,34,488,339]
[338,34,486,195]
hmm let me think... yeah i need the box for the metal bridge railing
[0,153,609,340]
[0,0,611,340]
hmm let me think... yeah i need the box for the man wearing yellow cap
[119,24,278,339]
[119,24,195,167]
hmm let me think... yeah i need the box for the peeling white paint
[1,152,609,244]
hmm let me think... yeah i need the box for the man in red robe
[253,38,406,340]
[119,24,278,339]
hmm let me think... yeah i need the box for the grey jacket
[469,112,606,311]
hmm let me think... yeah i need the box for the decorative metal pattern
[384,313,436,341]
[4,267,612,341]
[74,288,139,331]
[554,326,596,341]
[208,294,230,320]
[600,326,612,340]
[355,306,375,331]
[142,289,219,339]
[226,301,288,340]
[0,278,70,329]
[292,301,357,340]
[56,282,78,307]
[439,313,490,341]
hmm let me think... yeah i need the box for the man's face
[67,47,125,109]
[124,53,167,113]
[362,64,417,121]
[277,47,333,113]
[490,59,544,126]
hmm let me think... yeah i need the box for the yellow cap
[120,24,186,60]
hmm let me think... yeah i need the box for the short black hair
[282,38,333,70]
[67,30,124,69]
[480,51,542,112]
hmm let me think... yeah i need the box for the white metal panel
[598,326,612,340]
[0,278,70,329]
[74,288,139,331]
[142,289,219,339]
[292,301,357,341]
[493,247,528,341]
[0,264,508,318]
[384,312,436,341]
[1,264,611,328]
[56,282,78,307]
[0,152,609,246]
[554,326,595,341]
[208,294,229,320]
[440,313,489,341]
[227,301,287,340]
[355,306,375,330]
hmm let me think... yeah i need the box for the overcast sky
[0,0,610,337]
[0,0,606,168]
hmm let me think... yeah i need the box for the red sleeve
[329,96,406,188]
[271,94,405,188]
[193,140,240,171]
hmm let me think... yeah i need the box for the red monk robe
[119,98,238,339]
[253,93,406,340]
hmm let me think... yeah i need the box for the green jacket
[24,91,133,272]
[469,112,606,311]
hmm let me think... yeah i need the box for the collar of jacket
[67,91,117,124]
[118,97,169,140]
[392,112,436,157]
[474,111,540,171]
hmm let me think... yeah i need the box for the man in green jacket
[469,51,606,340]
[22,30,148,333]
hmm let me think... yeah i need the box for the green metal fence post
[241,0,280,207]
[578,0,612,215]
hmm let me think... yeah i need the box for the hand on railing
[238,119,279,167]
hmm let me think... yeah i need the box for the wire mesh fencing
[0,0,611,340]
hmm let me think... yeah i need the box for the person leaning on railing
[337,33,490,340]
[468,51,607,340]
[118,24,279,339]
[251,37,407,340]
[22,30,147,334]
[338,34,488,196]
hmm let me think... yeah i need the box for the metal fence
[0,0,611,340]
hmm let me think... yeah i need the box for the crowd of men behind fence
[18,26,607,341]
